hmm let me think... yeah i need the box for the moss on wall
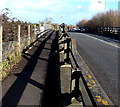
[0,52,22,79]
[1,35,37,80]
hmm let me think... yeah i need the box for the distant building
[39,23,51,32]
[44,24,51,30]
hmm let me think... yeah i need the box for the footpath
[1,30,114,107]
[1,31,62,107]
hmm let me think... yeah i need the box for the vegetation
[0,8,35,79]
[0,8,55,80]
[77,10,120,29]
[0,52,21,79]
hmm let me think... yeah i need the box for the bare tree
[77,10,120,30]
[76,19,88,27]
[44,17,53,24]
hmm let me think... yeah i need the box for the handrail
[58,25,95,106]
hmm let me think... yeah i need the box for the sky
[0,0,119,25]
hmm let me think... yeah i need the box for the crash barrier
[96,27,120,35]
[58,29,95,106]
[85,27,120,35]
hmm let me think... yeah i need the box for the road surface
[69,32,118,105]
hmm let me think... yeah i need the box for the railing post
[66,37,71,63]
[59,32,72,94]
[59,34,65,64]
[71,38,77,55]
[71,70,81,99]
[0,25,2,106]
[17,25,21,52]
[0,25,2,73]
[34,24,38,39]
[64,33,71,64]
[39,23,41,31]
[28,24,31,45]
[34,24,36,34]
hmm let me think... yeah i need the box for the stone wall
[2,34,36,61]
[0,24,49,79]
[2,41,17,60]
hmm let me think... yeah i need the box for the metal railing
[96,27,120,35]
[58,24,96,106]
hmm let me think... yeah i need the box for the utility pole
[97,0,106,11]
[98,0,106,27]
[28,25,31,45]
[0,25,2,73]
[17,25,21,53]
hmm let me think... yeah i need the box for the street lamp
[97,0,106,27]
[97,0,106,11]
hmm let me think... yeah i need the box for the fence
[94,27,120,35]
[58,26,94,106]
[85,27,120,39]
[0,24,34,74]
[58,24,114,106]
[2,24,37,56]
[0,21,51,79]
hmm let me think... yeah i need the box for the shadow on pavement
[2,31,54,106]
[41,31,62,107]
[2,31,85,107]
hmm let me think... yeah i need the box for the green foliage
[0,53,22,79]
[2,53,21,71]
[2,59,10,71]
[24,41,28,48]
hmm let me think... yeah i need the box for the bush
[77,10,119,29]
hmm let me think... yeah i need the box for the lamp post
[98,0,106,27]
[97,0,106,11]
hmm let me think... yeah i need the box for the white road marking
[79,33,120,49]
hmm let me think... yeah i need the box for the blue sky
[0,0,119,25]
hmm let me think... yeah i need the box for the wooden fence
[0,24,38,73]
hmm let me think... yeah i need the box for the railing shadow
[2,31,54,106]
[23,30,51,53]
[41,31,62,107]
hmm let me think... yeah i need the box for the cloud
[0,0,119,24]
[12,0,61,9]
[0,0,8,10]
[77,5,82,8]
[11,0,83,17]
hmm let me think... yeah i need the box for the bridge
[0,22,119,106]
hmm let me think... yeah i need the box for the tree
[44,17,53,24]
[76,19,88,27]
[77,10,120,29]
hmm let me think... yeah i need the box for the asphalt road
[69,32,118,105]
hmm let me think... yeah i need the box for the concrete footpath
[1,31,62,107]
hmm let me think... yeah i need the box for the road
[69,32,118,105]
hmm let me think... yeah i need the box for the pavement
[69,32,118,106]
[1,31,62,107]
[2,30,118,106]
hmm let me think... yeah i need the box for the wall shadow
[41,31,62,107]
[2,31,54,106]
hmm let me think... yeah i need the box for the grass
[0,52,22,79]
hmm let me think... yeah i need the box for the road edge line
[76,51,114,106]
